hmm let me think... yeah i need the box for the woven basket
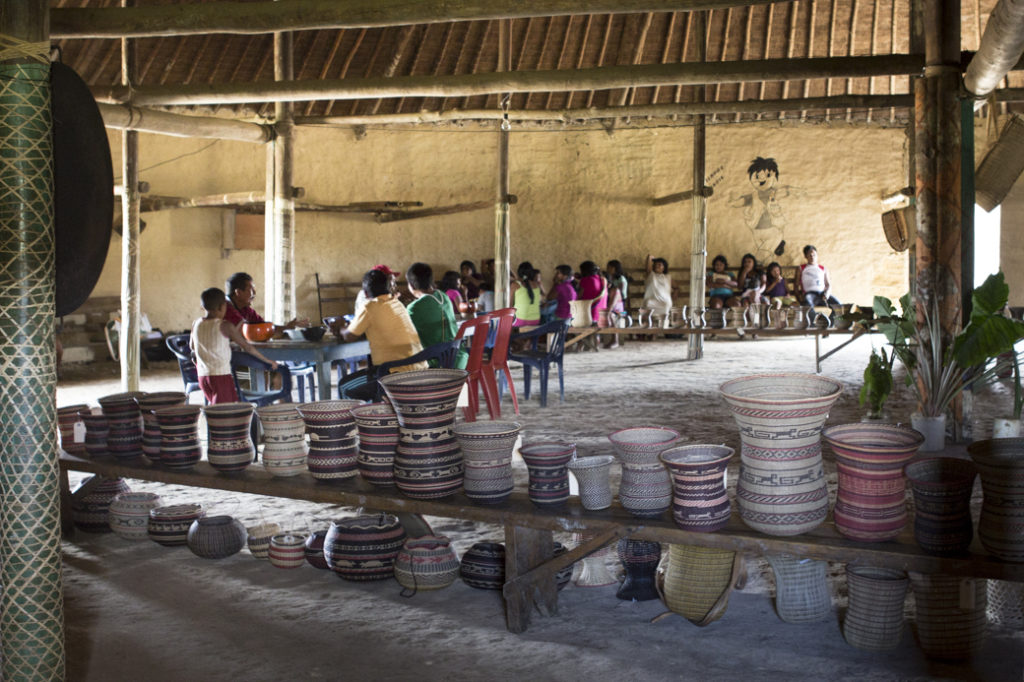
[843,565,908,651]
[910,572,987,660]
[658,544,739,626]
[766,554,831,623]
[987,579,1024,630]
[394,535,461,593]
[572,532,616,588]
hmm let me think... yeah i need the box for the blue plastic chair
[340,338,463,402]
[230,351,294,406]
[165,334,204,404]
[507,319,570,407]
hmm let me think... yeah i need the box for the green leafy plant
[1012,352,1023,420]
[859,347,894,418]
[867,273,1024,418]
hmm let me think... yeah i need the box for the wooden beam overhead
[295,93,914,125]
[106,54,924,106]
[97,102,274,143]
[51,0,793,39]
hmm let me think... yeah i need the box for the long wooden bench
[625,264,801,311]
[59,452,1024,635]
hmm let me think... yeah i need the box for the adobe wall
[94,121,914,331]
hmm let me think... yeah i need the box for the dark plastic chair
[507,319,570,407]
[340,338,462,402]
[230,351,294,407]
[165,334,204,404]
[323,315,367,383]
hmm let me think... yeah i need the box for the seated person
[224,271,308,331]
[706,255,738,309]
[191,287,278,404]
[796,245,840,307]
[763,261,797,308]
[336,269,427,400]
[354,264,401,317]
[440,270,465,310]
[547,265,577,321]
[578,261,608,323]
[735,253,766,306]
[405,262,467,369]
[511,264,543,327]
[642,254,673,318]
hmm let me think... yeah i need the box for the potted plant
[867,272,1024,450]
[859,347,895,420]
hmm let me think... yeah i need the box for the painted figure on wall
[729,157,803,262]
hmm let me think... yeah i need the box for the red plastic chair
[482,307,519,418]
[456,314,493,422]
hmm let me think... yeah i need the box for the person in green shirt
[405,262,468,369]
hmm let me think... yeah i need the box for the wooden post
[503,524,555,633]
[687,11,709,361]
[274,30,297,323]
[264,134,279,324]
[494,19,512,310]
[0,1,67,677]
[119,0,141,391]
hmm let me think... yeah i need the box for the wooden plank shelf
[60,453,1024,584]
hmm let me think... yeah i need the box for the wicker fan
[881,206,912,252]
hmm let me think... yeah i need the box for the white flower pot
[911,413,946,452]
[993,417,1022,439]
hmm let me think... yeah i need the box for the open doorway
[975,203,1001,287]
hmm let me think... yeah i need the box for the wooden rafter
[351,26,388,116]
[587,14,615,108]
[441,21,476,112]
[568,14,594,108]
[651,11,679,105]
[525,17,556,109]
[462,20,493,111]
[395,23,434,114]
[544,16,576,110]
[757,3,775,119]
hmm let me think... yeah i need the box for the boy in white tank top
[191,287,278,404]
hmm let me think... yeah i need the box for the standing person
[405,263,467,369]
[336,270,427,400]
[223,272,309,331]
[605,260,630,317]
[191,287,278,404]
[511,265,543,327]
[643,254,673,323]
[796,245,840,306]
[547,265,577,321]
[603,270,624,349]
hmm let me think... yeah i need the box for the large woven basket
[843,565,908,651]
[910,572,987,660]
[766,554,832,623]
[987,579,1024,630]
[658,544,740,626]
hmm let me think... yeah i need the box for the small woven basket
[766,554,832,623]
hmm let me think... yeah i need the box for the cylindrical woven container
[148,503,204,547]
[615,539,662,601]
[967,438,1024,561]
[453,421,521,505]
[57,403,89,455]
[843,565,908,650]
[137,392,187,462]
[460,542,506,590]
[720,373,841,536]
[766,554,832,623]
[660,544,737,625]
[659,444,734,532]
[203,402,256,473]
[155,405,203,469]
[304,530,329,569]
[987,579,1024,630]
[297,399,363,480]
[246,522,281,560]
[257,404,309,478]
[352,403,400,486]
[187,515,247,559]
[108,492,164,540]
[553,541,574,591]
[608,426,679,518]
[910,572,987,660]
[98,391,147,459]
[78,408,110,458]
[269,533,308,569]
[823,423,924,542]
[904,457,977,555]
[519,441,576,509]
[71,476,130,532]
[573,531,616,588]
[567,455,616,511]
[379,369,469,500]
[394,535,461,592]
[324,514,407,581]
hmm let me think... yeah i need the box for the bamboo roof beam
[97,103,273,143]
[104,54,925,107]
[295,93,914,125]
[963,0,1024,102]
[137,192,423,213]
[51,0,792,39]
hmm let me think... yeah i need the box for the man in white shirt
[797,245,840,307]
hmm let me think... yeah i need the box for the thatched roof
[50,0,1023,127]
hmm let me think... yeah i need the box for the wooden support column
[119,0,141,391]
[494,19,512,310]
[687,11,709,361]
[0,1,67,678]
[503,524,555,634]
[273,30,296,323]
[914,0,962,331]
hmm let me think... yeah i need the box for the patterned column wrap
[0,54,66,681]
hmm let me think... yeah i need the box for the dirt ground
[57,335,1024,681]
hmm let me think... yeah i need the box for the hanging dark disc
[52,61,114,316]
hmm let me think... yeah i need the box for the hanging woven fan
[52,61,114,316]
[881,207,912,252]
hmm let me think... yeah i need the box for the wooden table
[59,452,1024,634]
[248,337,370,400]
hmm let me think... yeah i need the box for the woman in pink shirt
[578,261,608,324]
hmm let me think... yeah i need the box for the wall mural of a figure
[728,157,804,263]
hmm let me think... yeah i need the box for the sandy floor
[57,335,1024,681]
